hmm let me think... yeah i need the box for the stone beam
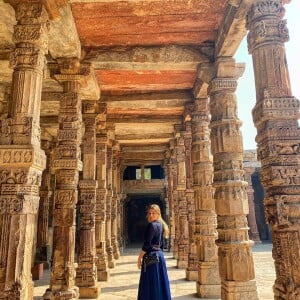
[85,46,210,70]
[0,2,15,50]
[48,4,81,59]
[215,0,256,57]
[107,116,181,124]
[116,132,174,141]
[122,152,165,161]
[121,145,168,153]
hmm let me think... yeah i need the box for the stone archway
[125,195,165,244]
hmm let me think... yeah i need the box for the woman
[137,204,171,300]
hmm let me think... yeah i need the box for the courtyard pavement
[33,243,275,300]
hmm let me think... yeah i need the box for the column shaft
[209,58,258,299]
[44,58,89,300]
[192,98,220,298]
[95,131,110,281]
[75,101,100,298]
[247,1,300,298]
[0,3,48,298]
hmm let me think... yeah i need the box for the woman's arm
[137,250,145,269]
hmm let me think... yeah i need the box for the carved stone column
[192,97,220,297]
[184,116,198,280]
[165,149,176,252]
[106,143,115,268]
[209,58,258,299]
[36,139,54,267]
[0,3,48,298]
[95,117,110,281]
[243,151,261,243]
[174,126,189,269]
[44,58,90,300]
[75,100,100,298]
[111,143,120,260]
[247,1,300,298]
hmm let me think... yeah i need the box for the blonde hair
[147,204,169,239]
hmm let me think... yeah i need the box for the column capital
[246,0,289,53]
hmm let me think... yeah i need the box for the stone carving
[209,59,258,299]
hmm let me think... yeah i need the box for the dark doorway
[125,195,165,244]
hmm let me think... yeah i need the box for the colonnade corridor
[33,243,274,300]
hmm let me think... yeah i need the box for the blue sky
[235,1,300,150]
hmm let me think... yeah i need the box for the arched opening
[124,195,166,244]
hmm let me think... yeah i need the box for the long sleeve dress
[137,220,171,300]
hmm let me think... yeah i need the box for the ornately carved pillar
[105,143,115,268]
[75,100,100,298]
[174,127,189,269]
[36,139,54,267]
[165,149,176,252]
[192,97,220,298]
[184,116,198,281]
[44,58,89,300]
[0,3,48,298]
[209,58,258,299]
[247,1,300,298]
[95,122,110,281]
[111,143,120,260]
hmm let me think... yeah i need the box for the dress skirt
[137,250,171,300]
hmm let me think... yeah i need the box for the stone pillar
[0,3,48,298]
[75,100,101,298]
[44,58,89,300]
[106,143,115,268]
[209,58,258,299]
[192,97,220,298]
[95,122,110,281]
[247,1,300,298]
[243,151,261,243]
[36,139,54,267]
[174,127,189,269]
[111,143,120,260]
[183,119,198,280]
[165,149,176,252]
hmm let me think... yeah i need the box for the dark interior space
[125,195,166,243]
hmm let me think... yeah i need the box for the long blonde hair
[147,204,169,239]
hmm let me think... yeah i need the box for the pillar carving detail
[95,132,110,281]
[247,1,300,298]
[192,97,220,297]
[106,145,115,268]
[75,101,100,297]
[182,120,197,280]
[111,144,121,260]
[174,129,189,269]
[0,3,48,299]
[44,58,90,300]
[209,59,258,300]
[36,139,54,267]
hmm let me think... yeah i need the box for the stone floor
[33,243,275,300]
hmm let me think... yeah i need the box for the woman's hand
[137,251,145,269]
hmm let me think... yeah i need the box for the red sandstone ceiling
[71,1,225,47]
[71,0,227,94]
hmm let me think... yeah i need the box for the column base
[108,260,116,268]
[97,270,110,281]
[79,284,101,298]
[43,287,79,300]
[177,260,188,269]
[186,269,198,281]
[197,283,221,299]
[221,280,258,300]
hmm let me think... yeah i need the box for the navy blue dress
[137,220,171,300]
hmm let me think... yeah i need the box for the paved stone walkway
[34,243,275,300]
